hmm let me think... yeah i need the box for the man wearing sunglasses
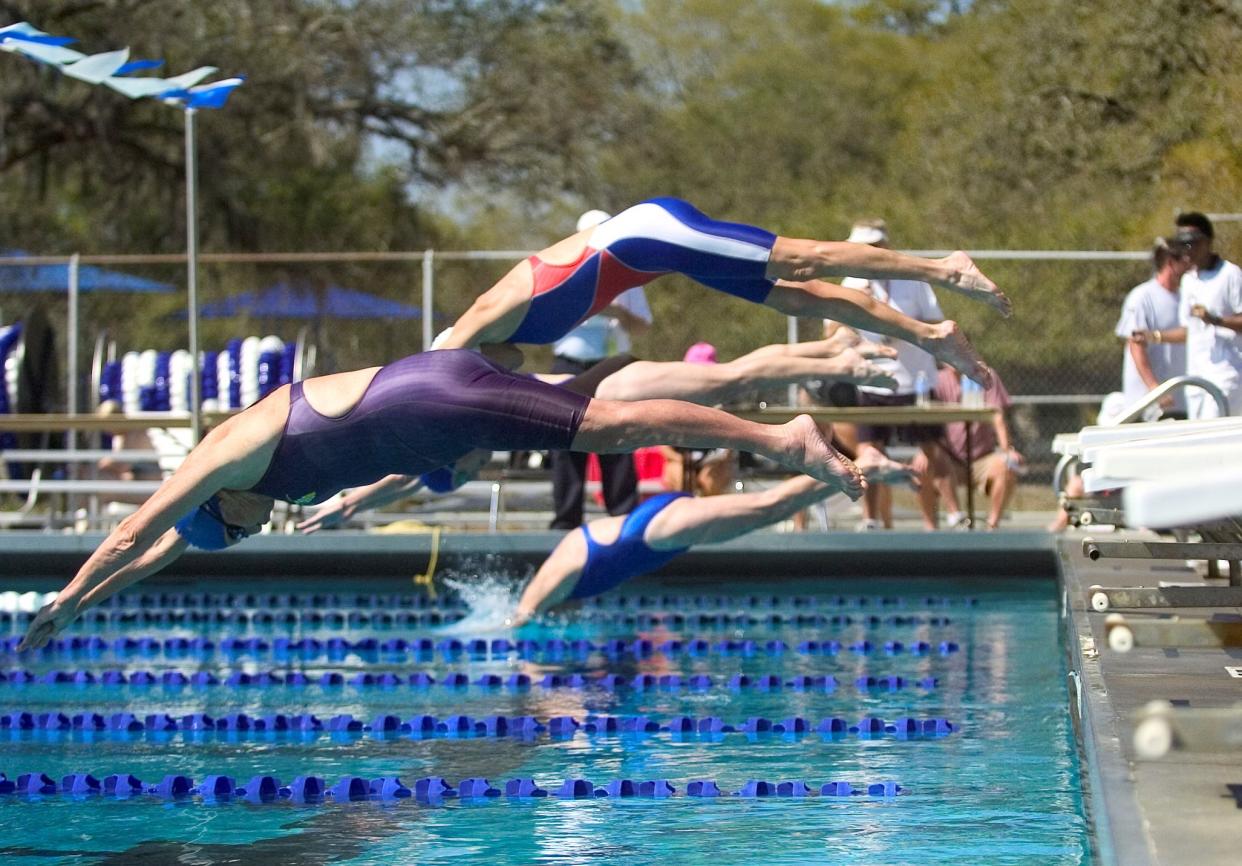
[1133,212,1242,419]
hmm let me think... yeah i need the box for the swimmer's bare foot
[821,327,862,355]
[935,251,1011,317]
[853,341,897,360]
[922,320,992,388]
[832,349,898,390]
[782,414,866,500]
[854,450,918,487]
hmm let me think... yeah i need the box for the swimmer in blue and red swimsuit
[18,349,867,651]
[509,467,913,625]
[438,197,1008,385]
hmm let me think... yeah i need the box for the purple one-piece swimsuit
[249,350,588,505]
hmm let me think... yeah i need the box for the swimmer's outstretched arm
[766,279,992,386]
[297,474,423,533]
[19,528,192,651]
[511,527,591,626]
[17,416,278,651]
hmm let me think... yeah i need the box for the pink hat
[683,342,718,364]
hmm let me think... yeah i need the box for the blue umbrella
[197,281,423,320]
[0,249,174,293]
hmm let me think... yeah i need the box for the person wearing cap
[297,335,902,532]
[831,219,946,531]
[18,349,870,651]
[1115,238,1191,418]
[547,210,654,529]
[434,196,1005,387]
[509,463,916,626]
[1132,212,1242,418]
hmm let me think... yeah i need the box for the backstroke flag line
[0,21,243,108]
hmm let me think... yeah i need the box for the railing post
[67,253,80,419]
[422,249,435,350]
[786,315,799,406]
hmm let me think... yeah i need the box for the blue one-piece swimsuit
[567,492,693,600]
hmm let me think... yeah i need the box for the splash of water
[438,573,521,635]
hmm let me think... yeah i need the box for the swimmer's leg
[767,238,1010,317]
[644,475,836,548]
[594,352,895,404]
[766,279,993,386]
[573,398,865,499]
[511,528,589,625]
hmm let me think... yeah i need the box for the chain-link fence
[0,248,1212,483]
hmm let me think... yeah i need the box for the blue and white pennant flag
[0,21,243,108]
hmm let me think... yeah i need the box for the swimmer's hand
[296,500,354,534]
[17,599,78,652]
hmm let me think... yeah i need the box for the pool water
[0,576,1090,865]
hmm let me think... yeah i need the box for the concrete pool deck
[1058,533,1242,866]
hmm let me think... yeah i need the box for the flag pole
[185,106,202,445]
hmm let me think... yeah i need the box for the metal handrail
[1113,376,1228,425]
[1051,377,1231,495]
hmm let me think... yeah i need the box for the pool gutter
[0,529,1057,585]
[1057,541,1156,866]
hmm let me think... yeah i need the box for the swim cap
[683,342,718,365]
[576,210,611,232]
[430,328,454,350]
[420,466,461,494]
[173,496,249,550]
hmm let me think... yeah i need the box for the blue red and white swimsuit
[508,197,778,344]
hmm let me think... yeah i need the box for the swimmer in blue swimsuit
[510,469,912,625]
[17,349,865,651]
[437,197,1006,386]
[296,331,911,533]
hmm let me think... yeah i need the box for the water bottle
[914,371,930,408]
[960,376,980,407]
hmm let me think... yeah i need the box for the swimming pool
[0,576,1089,865]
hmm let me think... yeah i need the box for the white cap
[847,224,887,245]
[430,327,454,350]
[576,209,611,232]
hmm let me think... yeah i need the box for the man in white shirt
[549,209,654,528]
[830,219,944,530]
[1133,213,1242,419]
[1114,238,1190,417]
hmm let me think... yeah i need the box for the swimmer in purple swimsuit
[437,197,1006,385]
[17,349,867,651]
[297,331,912,532]
[510,470,912,625]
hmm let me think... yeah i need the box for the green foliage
[1,0,1241,388]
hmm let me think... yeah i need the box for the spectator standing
[1139,214,1242,418]
[834,219,944,530]
[922,365,1024,531]
[1115,238,1190,417]
[1175,213,1242,418]
[548,209,654,529]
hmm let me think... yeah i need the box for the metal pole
[421,249,434,350]
[185,108,202,444]
[786,315,799,406]
[67,253,80,417]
